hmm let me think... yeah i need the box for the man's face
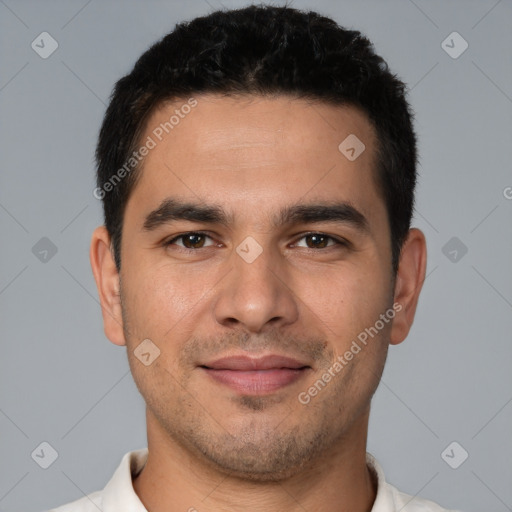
[117,95,396,480]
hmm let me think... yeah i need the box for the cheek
[121,268,195,395]
[121,260,220,354]
[302,267,392,346]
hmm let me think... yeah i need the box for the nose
[212,241,299,333]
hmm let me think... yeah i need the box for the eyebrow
[142,198,370,234]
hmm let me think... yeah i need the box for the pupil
[185,234,203,248]
[308,234,326,248]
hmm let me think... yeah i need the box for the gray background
[1,0,511,511]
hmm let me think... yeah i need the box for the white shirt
[48,448,459,511]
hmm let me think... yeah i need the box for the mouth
[199,354,311,394]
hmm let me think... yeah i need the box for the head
[91,4,426,481]
[95,4,417,276]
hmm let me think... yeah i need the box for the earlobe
[89,226,127,346]
[389,228,427,345]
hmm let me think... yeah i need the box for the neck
[133,408,377,512]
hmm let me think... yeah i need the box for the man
[50,4,459,511]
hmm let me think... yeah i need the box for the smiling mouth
[199,354,311,394]
[201,367,310,394]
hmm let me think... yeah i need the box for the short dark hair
[95,4,417,274]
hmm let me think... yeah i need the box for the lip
[200,354,311,394]
[202,354,309,371]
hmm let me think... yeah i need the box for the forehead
[127,94,384,226]
[145,94,376,163]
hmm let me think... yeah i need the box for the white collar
[95,448,450,512]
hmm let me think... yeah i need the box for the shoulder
[366,453,461,512]
[45,448,148,512]
[389,483,460,511]
[46,490,103,512]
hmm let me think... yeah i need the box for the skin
[90,94,427,512]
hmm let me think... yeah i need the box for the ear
[89,226,126,346]
[390,228,427,345]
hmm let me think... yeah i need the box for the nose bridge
[212,237,298,332]
[234,236,277,288]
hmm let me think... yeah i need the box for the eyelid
[164,231,218,248]
[291,232,348,248]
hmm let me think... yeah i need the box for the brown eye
[305,234,330,248]
[166,232,215,249]
[295,233,342,249]
[182,233,206,248]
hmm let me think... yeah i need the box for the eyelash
[163,231,348,251]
